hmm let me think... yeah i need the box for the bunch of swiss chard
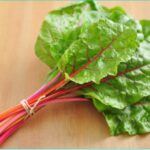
[0,0,150,144]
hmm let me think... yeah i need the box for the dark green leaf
[83,39,150,110]
[104,97,150,135]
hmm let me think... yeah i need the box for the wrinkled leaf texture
[101,20,150,135]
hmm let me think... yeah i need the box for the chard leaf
[35,0,141,70]
[140,20,150,40]
[35,0,98,68]
[82,21,150,110]
[58,19,138,84]
[104,97,150,135]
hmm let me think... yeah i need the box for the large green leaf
[82,20,150,111]
[104,96,150,135]
[58,18,138,84]
[35,0,141,70]
[35,0,98,68]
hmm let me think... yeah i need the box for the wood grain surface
[0,1,150,148]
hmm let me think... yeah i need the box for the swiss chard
[0,0,149,145]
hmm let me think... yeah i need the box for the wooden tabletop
[0,1,150,148]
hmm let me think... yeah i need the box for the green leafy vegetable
[34,0,150,136]
[1,1,150,145]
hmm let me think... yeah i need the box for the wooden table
[0,1,150,148]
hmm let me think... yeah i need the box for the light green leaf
[35,0,98,68]
[58,19,138,84]
[82,20,150,110]
[35,0,141,70]
[140,20,150,40]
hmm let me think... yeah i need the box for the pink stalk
[0,72,62,122]
[0,112,26,135]
[0,97,89,145]
[0,120,24,145]
[27,72,62,101]
[38,97,89,108]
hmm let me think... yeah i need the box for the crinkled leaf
[82,20,150,110]
[58,19,138,84]
[35,0,98,68]
[102,6,141,30]
[35,0,141,70]
[102,6,143,41]
[104,96,150,135]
